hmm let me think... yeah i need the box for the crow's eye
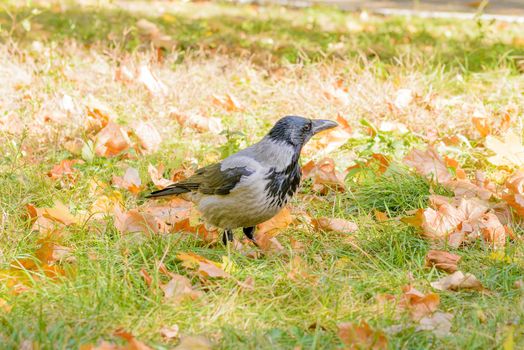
[303,123,312,132]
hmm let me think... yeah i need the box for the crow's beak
[312,119,338,134]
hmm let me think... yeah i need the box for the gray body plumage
[192,138,297,229]
[147,115,338,243]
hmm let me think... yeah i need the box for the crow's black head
[267,115,338,148]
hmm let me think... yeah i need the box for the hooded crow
[147,115,338,245]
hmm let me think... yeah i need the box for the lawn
[0,0,523,349]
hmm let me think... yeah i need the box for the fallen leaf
[374,210,389,222]
[170,108,223,134]
[173,336,212,350]
[112,167,142,194]
[430,271,484,291]
[211,93,244,112]
[400,285,440,321]
[256,207,293,237]
[114,329,153,350]
[40,201,80,226]
[84,95,115,132]
[337,321,387,350]
[478,212,507,249]
[113,206,161,235]
[137,65,168,97]
[176,252,229,279]
[472,116,491,137]
[161,273,202,303]
[403,147,452,184]
[133,122,162,154]
[425,250,461,273]
[94,122,132,157]
[312,217,358,234]
[503,169,524,217]
[35,241,73,265]
[485,130,524,168]
[415,312,453,337]
[148,163,172,189]
[302,158,346,193]
[160,325,179,340]
[47,159,83,181]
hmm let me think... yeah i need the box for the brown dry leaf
[176,252,229,279]
[211,93,244,112]
[302,158,346,193]
[446,179,493,201]
[337,321,388,350]
[374,210,389,222]
[420,196,488,240]
[255,208,292,252]
[148,163,172,189]
[114,329,153,350]
[173,336,212,350]
[403,147,452,184]
[478,213,507,249]
[430,271,484,292]
[425,250,461,273]
[84,95,115,132]
[169,108,223,134]
[113,206,161,235]
[133,122,162,154]
[161,273,202,303]
[257,207,293,237]
[35,241,73,265]
[41,201,80,226]
[94,122,132,157]
[485,130,524,168]
[472,117,491,137]
[416,312,453,337]
[137,65,168,97]
[47,159,83,181]
[160,325,179,340]
[503,169,524,217]
[400,285,440,321]
[312,217,358,234]
[112,167,143,195]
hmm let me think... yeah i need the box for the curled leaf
[430,271,484,292]
[425,250,461,273]
[312,217,358,234]
[94,122,131,157]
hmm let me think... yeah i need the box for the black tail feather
[146,186,190,198]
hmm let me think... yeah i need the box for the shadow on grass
[1,3,524,71]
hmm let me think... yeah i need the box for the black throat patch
[264,155,301,208]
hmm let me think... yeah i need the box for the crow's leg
[222,229,234,245]
[243,226,258,246]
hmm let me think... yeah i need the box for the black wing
[147,163,253,198]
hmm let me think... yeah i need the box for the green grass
[1,0,524,349]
